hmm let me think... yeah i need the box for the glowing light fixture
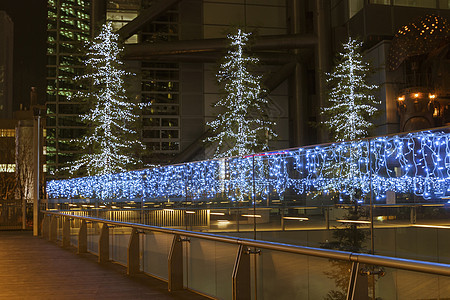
[412,224,450,229]
[242,214,262,218]
[283,217,309,221]
[337,219,371,224]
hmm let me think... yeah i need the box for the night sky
[0,0,47,110]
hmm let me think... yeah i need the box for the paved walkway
[0,231,207,300]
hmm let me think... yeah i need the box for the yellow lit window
[0,164,15,173]
[0,129,15,137]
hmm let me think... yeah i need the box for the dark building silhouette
[0,11,13,119]
[0,0,46,111]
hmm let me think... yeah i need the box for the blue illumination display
[47,130,450,201]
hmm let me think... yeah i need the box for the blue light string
[47,130,450,202]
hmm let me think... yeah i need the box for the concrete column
[91,0,106,36]
[315,0,332,143]
[287,0,307,147]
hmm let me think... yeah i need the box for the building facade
[46,0,93,177]
[46,0,450,179]
[335,0,450,134]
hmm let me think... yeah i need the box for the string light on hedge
[47,130,450,202]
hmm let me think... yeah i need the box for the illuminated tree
[205,29,276,158]
[70,22,145,176]
[322,37,379,142]
[15,127,34,201]
[320,37,379,203]
[320,38,378,299]
[0,137,17,199]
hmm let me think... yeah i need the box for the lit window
[0,129,15,137]
[0,164,15,173]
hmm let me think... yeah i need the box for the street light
[33,106,45,236]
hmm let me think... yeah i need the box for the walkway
[0,231,207,300]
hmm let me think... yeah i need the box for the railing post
[168,234,183,291]
[78,220,87,254]
[127,228,140,275]
[232,244,251,300]
[98,223,109,263]
[49,215,58,242]
[410,206,417,224]
[62,216,71,248]
[346,262,369,300]
[41,214,49,239]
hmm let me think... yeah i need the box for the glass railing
[43,211,450,300]
[46,127,450,260]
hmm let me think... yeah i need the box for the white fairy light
[205,29,276,158]
[68,22,145,177]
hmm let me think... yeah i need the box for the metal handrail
[43,210,450,277]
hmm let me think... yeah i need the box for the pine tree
[69,22,145,176]
[205,29,276,158]
[320,37,379,203]
[322,37,379,142]
[320,39,377,299]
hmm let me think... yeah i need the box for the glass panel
[373,226,450,263]
[45,127,450,261]
[186,238,237,299]
[70,218,80,247]
[394,0,437,8]
[439,0,450,8]
[161,142,179,151]
[87,222,100,255]
[370,0,390,4]
[375,267,450,299]
[349,0,364,18]
[256,250,352,299]
[142,231,172,280]
[110,226,131,266]
[57,217,63,241]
